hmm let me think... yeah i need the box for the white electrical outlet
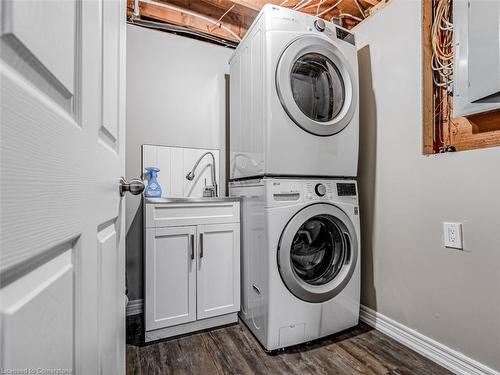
[443,222,463,249]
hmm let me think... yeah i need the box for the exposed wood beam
[135,0,244,42]
[280,0,367,21]
[155,0,254,30]
[128,0,387,45]
[199,0,259,19]
[230,0,274,11]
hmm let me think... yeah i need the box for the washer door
[278,203,358,303]
[276,36,357,136]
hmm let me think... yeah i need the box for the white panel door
[197,223,240,320]
[0,0,128,374]
[145,226,197,331]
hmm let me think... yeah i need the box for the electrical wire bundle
[431,0,456,152]
[432,0,454,88]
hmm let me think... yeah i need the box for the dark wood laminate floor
[126,320,451,375]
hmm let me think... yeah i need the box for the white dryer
[229,5,359,180]
[230,178,360,350]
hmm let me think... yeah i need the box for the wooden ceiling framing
[127,0,389,44]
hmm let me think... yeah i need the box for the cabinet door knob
[199,233,204,258]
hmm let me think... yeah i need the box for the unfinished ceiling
[127,0,389,45]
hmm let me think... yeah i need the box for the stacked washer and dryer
[228,5,360,351]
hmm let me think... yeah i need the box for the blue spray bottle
[144,167,162,197]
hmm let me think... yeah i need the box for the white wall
[355,0,500,371]
[126,25,233,300]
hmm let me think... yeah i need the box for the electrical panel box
[453,0,500,117]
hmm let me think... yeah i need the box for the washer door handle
[343,232,351,264]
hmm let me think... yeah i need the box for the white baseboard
[126,299,143,316]
[360,305,499,375]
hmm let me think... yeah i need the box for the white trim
[126,299,143,316]
[360,305,499,375]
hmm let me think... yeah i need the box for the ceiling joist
[127,0,389,45]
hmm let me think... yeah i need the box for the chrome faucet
[185,152,218,197]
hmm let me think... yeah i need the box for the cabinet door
[197,223,240,320]
[145,226,197,331]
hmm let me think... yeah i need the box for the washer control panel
[266,179,358,204]
[303,180,358,202]
[303,181,335,201]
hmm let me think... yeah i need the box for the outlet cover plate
[443,222,463,249]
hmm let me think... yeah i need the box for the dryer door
[278,203,358,303]
[276,36,357,136]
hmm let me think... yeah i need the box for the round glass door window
[290,214,346,286]
[276,36,357,136]
[290,53,345,123]
[277,203,358,303]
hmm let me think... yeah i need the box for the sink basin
[144,196,240,204]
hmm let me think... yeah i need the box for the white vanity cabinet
[145,225,197,331]
[196,223,240,320]
[144,198,240,342]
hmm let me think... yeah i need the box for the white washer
[229,5,359,180]
[230,178,360,350]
